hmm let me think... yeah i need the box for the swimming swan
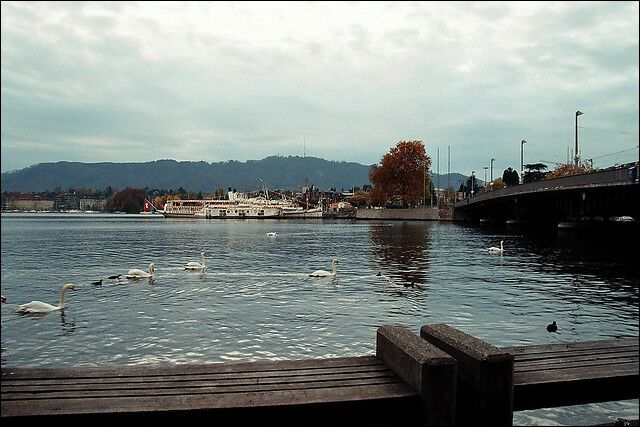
[309,259,338,277]
[17,284,76,314]
[488,240,504,253]
[126,263,155,279]
[185,252,207,271]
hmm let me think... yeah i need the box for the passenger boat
[162,189,323,219]
[162,191,283,219]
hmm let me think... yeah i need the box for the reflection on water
[369,222,430,286]
[0,214,637,425]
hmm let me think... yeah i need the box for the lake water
[1,213,638,425]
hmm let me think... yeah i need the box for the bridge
[454,163,639,225]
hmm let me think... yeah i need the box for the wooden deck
[1,355,423,423]
[504,337,639,411]
[3,324,638,425]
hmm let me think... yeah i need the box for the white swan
[309,259,339,277]
[266,232,277,237]
[17,284,76,314]
[126,263,155,279]
[488,240,504,253]
[185,252,207,271]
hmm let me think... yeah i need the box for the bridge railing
[456,164,638,207]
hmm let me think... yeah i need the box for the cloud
[1,1,638,178]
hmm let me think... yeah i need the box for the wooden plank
[1,363,391,387]
[1,372,399,394]
[503,338,638,355]
[514,362,639,385]
[2,376,407,400]
[509,345,638,361]
[1,356,382,380]
[508,337,639,411]
[514,355,639,371]
[1,370,402,396]
[1,355,422,420]
[1,382,417,417]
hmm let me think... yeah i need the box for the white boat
[163,191,283,219]
[281,206,323,218]
[161,200,204,217]
[162,188,323,219]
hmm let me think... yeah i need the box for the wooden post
[420,324,514,426]
[376,325,457,426]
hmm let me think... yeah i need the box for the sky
[1,1,638,178]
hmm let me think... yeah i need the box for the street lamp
[483,166,488,189]
[471,171,475,196]
[520,139,527,184]
[490,158,495,182]
[423,161,426,207]
[575,110,583,167]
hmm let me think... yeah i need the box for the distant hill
[1,156,469,193]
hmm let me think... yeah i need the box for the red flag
[144,199,151,212]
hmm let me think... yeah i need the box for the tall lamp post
[423,160,426,207]
[471,171,475,196]
[490,158,495,183]
[520,139,527,184]
[483,166,488,190]
[575,110,583,167]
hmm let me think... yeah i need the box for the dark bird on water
[376,272,382,276]
[547,321,558,332]
[107,275,121,280]
[403,281,415,288]
[91,279,103,285]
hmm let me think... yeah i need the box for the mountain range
[1,156,469,193]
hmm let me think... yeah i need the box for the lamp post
[520,139,527,184]
[423,160,426,207]
[483,166,488,190]
[471,171,475,196]
[490,158,495,182]
[575,110,583,167]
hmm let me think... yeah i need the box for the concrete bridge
[454,162,639,225]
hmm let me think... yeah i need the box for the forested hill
[1,156,469,193]
[1,156,372,192]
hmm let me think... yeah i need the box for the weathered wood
[376,325,457,426]
[2,355,381,379]
[2,355,423,425]
[503,337,639,411]
[504,338,638,355]
[420,323,514,427]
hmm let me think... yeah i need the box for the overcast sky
[1,1,638,178]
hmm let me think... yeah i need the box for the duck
[185,252,207,271]
[91,279,103,285]
[488,240,504,253]
[547,321,558,332]
[266,232,278,237]
[107,274,121,280]
[17,284,76,314]
[309,259,338,277]
[125,263,155,279]
[1,295,8,304]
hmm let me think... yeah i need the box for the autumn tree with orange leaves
[546,163,594,179]
[369,140,432,207]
